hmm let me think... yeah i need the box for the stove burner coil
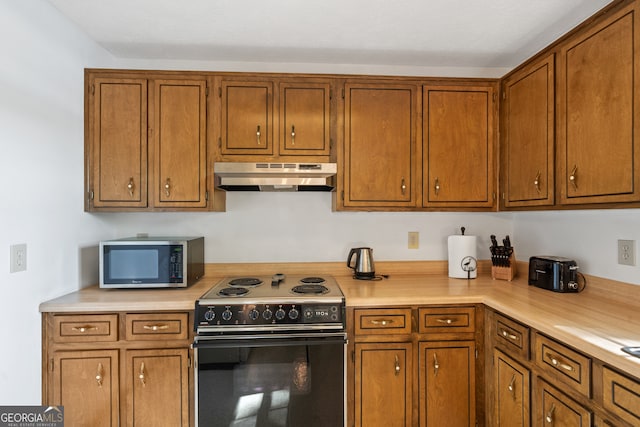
[228,278,263,287]
[300,276,326,284]
[218,287,249,297]
[292,284,329,295]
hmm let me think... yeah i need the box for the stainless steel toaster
[528,256,580,293]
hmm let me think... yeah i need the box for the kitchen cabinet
[556,2,640,205]
[500,54,555,208]
[422,84,496,209]
[341,82,421,209]
[86,72,213,211]
[493,350,530,427]
[533,378,591,426]
[42,311,192,427]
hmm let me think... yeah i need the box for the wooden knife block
[491,253,517,281]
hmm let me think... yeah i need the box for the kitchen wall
[1,0,639,406]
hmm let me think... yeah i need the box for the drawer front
[354,308,412,335]
[494,312,530,359]
[418,306,475,334]
[534,333,591,397]
[125,313,189,341]
[53,314,118,343]
[602,367,640,426]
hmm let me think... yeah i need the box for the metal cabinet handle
[534,171,541,193]
[370,319,394,326]
[434,177,440,196]
[547,353,574,372]
[436,318,455,325]
[401,178,406,195]
[164,178,171,197]
[127,177,135,197]
[138,362,146,386]
[569,165,578,190]
[71,325,98,333]
[545,403,556,424]
[508,374,516,396]
[95,362,104,387]
[433,353,440,376]
[394,355,400,376]
[291,125,296,145]
[500,329,518,341]
[143,324,169,331]
[256,125,261,145]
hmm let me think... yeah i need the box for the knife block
[491,252,517,281]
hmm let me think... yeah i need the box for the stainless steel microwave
[99,236,204,288]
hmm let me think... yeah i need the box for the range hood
[214,162,337,192]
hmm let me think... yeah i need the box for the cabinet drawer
[602,367,640,426]
[418,306,475,334]
[125,313,189,341]
[52,314,118,343]
[494,312,530,359]
[354,308,412,335]
[534,333,591,397]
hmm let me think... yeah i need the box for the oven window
[197,340,344,427]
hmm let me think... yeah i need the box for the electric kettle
[347,247,375,279]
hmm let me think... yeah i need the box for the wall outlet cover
[618,239,635,266]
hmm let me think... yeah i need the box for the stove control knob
[275,308,286,320]
[221,309,233,321]
[248,308,260,321]
[204,309,215,322]
[262,308,273,320]
[288,308,299,320]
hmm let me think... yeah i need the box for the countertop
[40,261,640,380]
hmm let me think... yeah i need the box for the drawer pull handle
[547,353,574,372]
[436,318,455,325]
[500,329,518,341]
[139,362,146,387]
[72,325,98,333]
[95,362,104,387]
[127,177,135,197]
[291,125,296,145]
[256,125,261,145]
[164,178,171,197]
[569,165,578,190]
[545,403,555,424]
[143,324,169,331]
[534,171,541,193]
[394,355,400,376]
[434,177,441,196]
[401,178,406,195]
[370,319,394,326]
[433,353,440,376]
[508,374,516,395]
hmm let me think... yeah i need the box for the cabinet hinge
[49,358,54,372]
[475,349,478,359]
[205,191,209,201]
[188,356,192,369]
[205,86,209,97]
[351,350,355,363]
[493,92,497,102]
[89,190,94,201]
[218,87,222,98]
[502,91,506,100]
[341,191,344,201]
[493,192,496,200]
[329,89,333,100]
[342,88,345,99]
[90,84,95,95]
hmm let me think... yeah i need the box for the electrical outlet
[408,232,419,249]
[10,243,27,273]
[618,239,635,266]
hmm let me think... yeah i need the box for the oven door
[194,332,346,427]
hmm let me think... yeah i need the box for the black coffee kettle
[347,247,375,279]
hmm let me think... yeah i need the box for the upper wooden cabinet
[86,72,213,211]
[342,82,421,209]
[501,54,555,208]
[423,84,496,209]
[557,2,640,205]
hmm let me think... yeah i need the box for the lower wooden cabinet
[494,349,530,427]
[534,378,591,426]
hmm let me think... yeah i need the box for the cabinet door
[502,55,555,208]
[89,77,148,209]
[221,80,273,155]
[354,342,412,427]
[557,4,640,204]
[534,378,591,426]
[419,341,476,427]
[494,349,530,427]
[151,79,208,208]
[423,85,495,208]
[343,83,419,208]
[280,82,331,155]
[125,348,190,427]
[51,350,119,427]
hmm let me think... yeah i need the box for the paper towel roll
[448,234,477,279]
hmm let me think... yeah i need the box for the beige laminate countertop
[40,261,640,380]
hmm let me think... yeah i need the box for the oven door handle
[194,333,347,349]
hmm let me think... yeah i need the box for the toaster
[528,256,580,293]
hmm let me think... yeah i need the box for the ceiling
[47,0,613,71]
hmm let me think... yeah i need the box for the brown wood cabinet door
[423,85,495,208]
[51,350,119,427]
[502,55,555,208]
[125,348,190,427]
[280,82,331,155]
[151,79,207,208]
[419,341,476,427]
[494,349,530,427]
[534,378,591,426]
[354,342,412,427]
[557,3,640,205]
[343,83,419,208]
[221,80,273,155]
[89,78,148,209]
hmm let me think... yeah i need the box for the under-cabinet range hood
[214,162,337,191]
